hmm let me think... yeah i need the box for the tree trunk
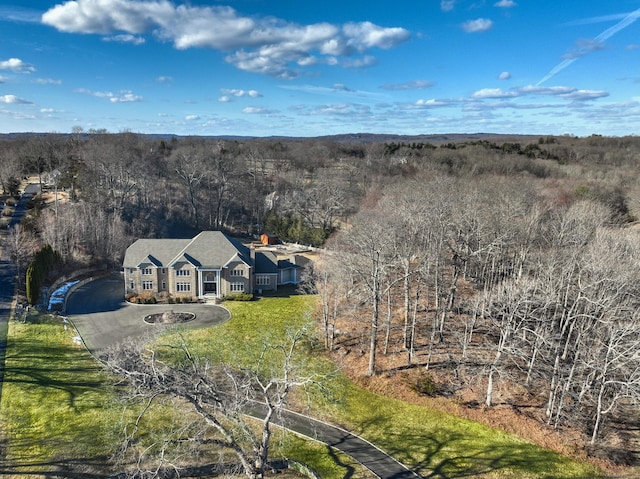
[367,252,380,377]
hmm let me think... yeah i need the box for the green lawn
[0,296,603,478]
[0,312,121,477]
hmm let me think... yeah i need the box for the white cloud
[0,6,42,23]
[110,91,143,102]
[414,98,449,108]
[472,88,517,99]
[33,78,62,85]
[297,56,318,67]
[0,94,32,104]
[103,33,145,44]
[342,22,410,51]
[220,88,262,98]
[242,106,273,114]
[441,1,456,12]
[218,89,262,102]
[472,85,609,101]
[332,83,353,92]
[42,0,409,78]
[559,89,609,101]
[381,80,434,90]
[0,57,35,73]
[185,114,200,121]
[0,76,6,83]
[563,38,606,59]
[76,88,143,102]
[157,76,173,83]
[341,55,378,68]
[494,0,516,8]
[462,18,493,33]
[498,71,511,80]
[308,102,372,117]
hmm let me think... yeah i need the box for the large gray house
[123,231,301,299]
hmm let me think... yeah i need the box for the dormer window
[142,268,153,275]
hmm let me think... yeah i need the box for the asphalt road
[0,235,15,401]
[69,275,423,479]
[0,183,39,401]
[8,183,39,227]
[66,274,231,352]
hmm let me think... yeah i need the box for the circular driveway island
[66,274,231,353]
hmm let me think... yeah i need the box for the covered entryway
[200,270,220,298]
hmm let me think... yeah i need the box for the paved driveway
[66,274,231,353]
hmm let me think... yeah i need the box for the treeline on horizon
[1,131,638,261]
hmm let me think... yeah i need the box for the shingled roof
[123,239,190,268]
[123,231,252,270]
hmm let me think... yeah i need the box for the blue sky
[1,0,640,137]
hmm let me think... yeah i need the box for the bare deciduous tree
[102,329,321,479]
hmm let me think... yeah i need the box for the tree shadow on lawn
[326,443,355,479]
[4,337,108,409]
[1,339,119,476]
[362,426,598,479]
[0,438,114,478]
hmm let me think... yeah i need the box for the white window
[256,275,270,286]
[142,268,153,275]
[176,269,191,277]
[161,280,166,291]
[230,269,244,277]
[176,282,191,292]
[129,281,135,290]
[161,268,167,274]
[230,282,244,292]
[142,281,153,290]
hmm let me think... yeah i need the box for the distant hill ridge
[0,132,544,144]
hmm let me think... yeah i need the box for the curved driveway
[66,274,231,353]
[67,274,422,479]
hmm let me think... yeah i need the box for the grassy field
[0,311,121,477]
[0,295,603,478]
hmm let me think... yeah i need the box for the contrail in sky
[538,7,640,85]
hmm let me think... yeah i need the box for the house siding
[221,261,252,296]
[255,273,278,292]
[171,262,197,298]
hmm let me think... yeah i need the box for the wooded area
[1,131,639,464]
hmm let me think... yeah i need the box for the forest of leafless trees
[1,130,640,457]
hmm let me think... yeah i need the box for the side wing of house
[253,250,279,293]
[277,256,303,285]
